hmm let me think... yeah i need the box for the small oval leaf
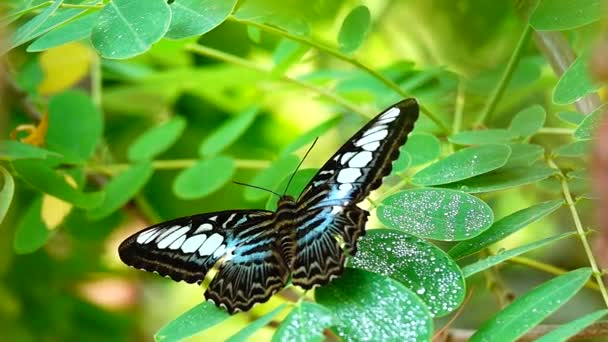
[315,268,432,342]
[28,12,99,52]
[128,117,186,161]
[470,268,592,342]
[338,5,371,54]
[166,0,237,39]
[530,0,602,31]
[351,229,465,316]
[509,105,546,137]
[574,104,607,140]
[402,133,442,166]
[154,301,229,341]
[412,144,511,186]
[554,140,590,157]
[449,199,563,259]
[173,156,235,199]
[504,144,545,167]
[0,165,15,224]
[272,302,335,342]
[536,309,608,342]
[0,141,61,161]
[13,197,53,254]
[441,165,557,193]
[377,188,494,241]
[199,107,258,158]
[553,53,600,105]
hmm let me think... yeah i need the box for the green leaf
[462,232,576,277]
[378,188,493,241]
[226,304,287,342]
[272,302,334,342]
[88,163,153,220]
[391,151,411,174]
[173,156,235,200]
[569,169,588,180]
[574,104,607,140]
[0,141,61,161]
[337,5,371,54]
[469,268,592,342]
[47,90,103,163]
[128,117,186,162]
[244,155,300,202]
[504,144,545,167]
[280,116,341,156]
[509,105,546,137]
[412,144,511,186]
[402,133,441,166]
[91,0,171,59]
[27,12,98,52]
[166,0,237,39]
[7,0,62,52]
[557,111,585,125]
[266,168,316,211]
[12,159,103,209]
[554,140,590,157]
[315,268,432,342]
[154,301,229,342]
[272,39,310,74]
[351,229,465,316]
[449,200,563,259]
[553,53,599,105]
[448,129,516,145]
[13,197,53,254]
[0,166,15,224]
[441,165,557,193]
[199,107,258,158]
[530,0,603,30]
[233,0,310,36]
[536,309,608,342]
[247,26,261,43]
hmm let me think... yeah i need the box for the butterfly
[119,99,419,313]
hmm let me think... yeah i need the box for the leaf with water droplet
[509,105,546,137]
[272,302,335,342]
[530,0,602,30]
[536,309,608,342]
[449,199,563,259]
[470,268,592,342]
[503,144,545,167]
[553,52,600,105]
[412,144,511,186]
[401,133,441,167]
[166,0,237,39]
[377,188,493,241]
[350,229,465,316]
[574,104,608,140]
[155,301,229,341]
[316,268,432,342]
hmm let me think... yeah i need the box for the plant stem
[185,43,372,118]
[508,256,602,291]
[475,25,532,126]
[88,158,271,175]
[91,54,102,107]
[536,127,575,135]
[548,158,608,307]
[228,16,450,133]
[452,78,465,135]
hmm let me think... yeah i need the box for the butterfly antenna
[283,137,319,195]
[232,181,282,198]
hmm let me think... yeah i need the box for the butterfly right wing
[118,209,289,313]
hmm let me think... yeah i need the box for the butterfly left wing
[119,210,289,313]
[292,99,419,289]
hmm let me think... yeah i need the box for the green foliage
[553,53,600,105]
[337,6,371,54]
[199,107,258,158]
[13,197,51,254]
[173,156,235,199]
[154,302,229,341]
[166,0,237,40]
[128,117,186,162]
[575,104,608,139]
[536,309,608,342]
[530,0,603,30]
[509,105,546,137]
[272,302,334,342]
[226,304,288,342]
[0,166,15,224]
[244,155,300,201]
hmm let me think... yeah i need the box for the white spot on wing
[209,216,217,221]
[339,183,353,191]
[136,229,158,244]
[340,152,356,164]
[169,235,187,250]
[331,206,342,214]
[363,125,387,136]
[362,141,381,151]
[198,233,224,256]
[348,151,373,167]
[337,168,362,183]
[157,226,190,249]
[213,244,227,258]
[156,225,181,241]
[380,107,400,119]
[354,130,388,146]
[194,223,213,234]
[181,234,207,253]
[376,117,396,124]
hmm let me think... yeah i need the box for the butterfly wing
[118,210,289,313]
[292,99,419,289]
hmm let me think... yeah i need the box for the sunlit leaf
[351,229,465,316]
[504,144,545,167]
[47,90,103,163]
[536,309,608,342]
[128,117,186,161]
[509,105,546,137]
[41,173,75,229]
[337,5,371,54]
[13,197,53,254]
[280,116,341,156]
[377,188,493,241]
[0,140,61,161]
[574,104,607,140]
[441,164,557,193]
[91,0,171,59]
[530,0,603,30]
[12,159,103,208]
[266,168,316,211]
[470,268,592,341]
[28,12,98,52]
[462,232,576,277]
[401,133,441,166]
[38,42,94,95]
[448,129,516,145]
[226,304,287,342]
[449,199,563,259]
[554,140,590,157]
[7,0,62,52]
[272,302,334,342]
[199,107,258,158]
[166,0,237,39]
[315,268,432,342]
[0,165,15,224]
[553,53,599,105]
[88,163,153,219]
[244,155,300,202]
[155,301,229,341]
[173,156,235,199]
[412,144,511,186]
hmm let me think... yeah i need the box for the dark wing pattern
[118,210,289,313]
[292,99,419,289]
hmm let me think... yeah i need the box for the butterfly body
[119,99,419,313]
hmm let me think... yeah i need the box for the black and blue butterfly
[118,99,419,313]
